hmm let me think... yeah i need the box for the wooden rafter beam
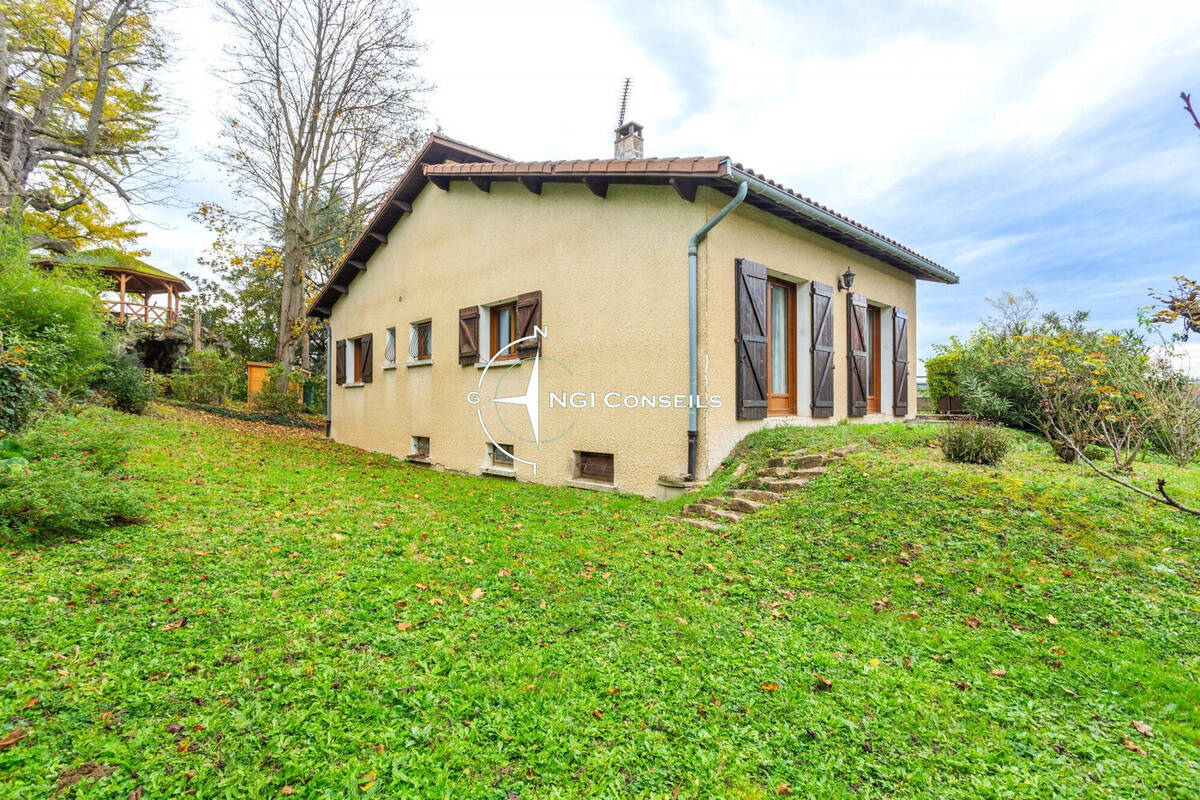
[469,177,491,193]
[367,231,388,244]
[389,199,412,213]
[519,176,543,195]
[330,285,349,294]
[583,177,608,199]
[347,260,367,272]
[429,174,451,191]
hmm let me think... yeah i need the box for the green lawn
[2,407,1199,798]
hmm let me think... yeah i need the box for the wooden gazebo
[44,249,190,326]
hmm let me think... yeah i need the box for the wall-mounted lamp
[837,268,856,292]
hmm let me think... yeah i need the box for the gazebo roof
[44,248,190,295]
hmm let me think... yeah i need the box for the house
[308,128,957,498]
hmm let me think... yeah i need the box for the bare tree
[214,0,424,374]
[0,0,172,251]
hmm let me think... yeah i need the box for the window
[574,451,614,484]
[335,333,373,385]
[383,327,397,368]
[490,301,516,359]
[410,320,432,362]
[766,278,796,415]
[866,306,882,413]
[411,436,430,460]
[489,442,514,467]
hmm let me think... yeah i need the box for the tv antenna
[616,78,632,128]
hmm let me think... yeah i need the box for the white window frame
[407,318,433,366]
[383,326,397,369]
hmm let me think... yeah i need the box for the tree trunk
[300,326,311,372]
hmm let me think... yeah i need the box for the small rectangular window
[489,442,514,467]
[410,320,432,361]
[383,327,397,367]
[490,302,516,359]
[347,338,362,383]
[411,436,430,459]
[575,451,614,483]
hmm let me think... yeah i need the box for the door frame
[866,304,882,413]
[766,277,797,415]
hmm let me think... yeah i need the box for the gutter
[687,176,749,480]
[726,167,959,285]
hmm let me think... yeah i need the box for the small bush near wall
[941,422,1009,466]
[0,409,150,538]
[924,346,962,405]
[0,350,44,435]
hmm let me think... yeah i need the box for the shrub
[924,345,962,405]
[941,423,1010,465]
[251,363,305,416]
[303,373,326,415]
[0,409,150,537]
[94,351,156,414]
[0,349,44,435]
[170,349,242,406]
[0,219,109,396]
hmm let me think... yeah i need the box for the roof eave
[725,167,958,285]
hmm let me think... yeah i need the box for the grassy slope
[1,407,1199,799]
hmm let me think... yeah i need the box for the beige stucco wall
[328,180,921,497]
[695,187,919,480]
[328,180,708,497]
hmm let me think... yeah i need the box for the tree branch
[1046,414,1200,515]
[1182,92,1200,134]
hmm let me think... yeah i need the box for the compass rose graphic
[467,327,568,476]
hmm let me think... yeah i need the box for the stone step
[726,488,784,503]
[829,443,861,457]
[759,465,827,480]
[764,478,811,493]
[682,503,742,523]
[698,496,727,507]
[669,515,726,533]
[724,496,765,513]
[768,453,828,469]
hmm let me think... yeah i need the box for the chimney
[614,121,643,159]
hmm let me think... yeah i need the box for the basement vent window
[574,451,614,484]
[409,436,430,462]
[489,442,514,468]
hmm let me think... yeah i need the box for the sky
[141,0,1200,367]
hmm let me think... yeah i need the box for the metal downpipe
[687,178,748,480]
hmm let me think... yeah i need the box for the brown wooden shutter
[335,339,346,385]
[810,282,834,417]
[893,307,909,416]
[458,306,480,364]
[847,292,868,417]
[359,333,373,383]
[734,258,768,420]
[515,290,542,358]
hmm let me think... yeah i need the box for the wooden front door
[766,278,796,415]
[866,305,882,413]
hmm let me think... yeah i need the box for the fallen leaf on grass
[360,771,376,791]
[913,575,925,585]
[470,587,485,602]
[965,616,981,629]
[0,727,28,750]
[21,696,38,710]
[1123,739,1147,755]
[777,783,793,796]
[165,722,183,733]
[813,676,833,692]
[991,668,1008,676]
[281,786,294,795]
[1131,720,1154,737]
[1047,615,1059,625]
[761,682,779,692]
[160,617,188,631]
[396,622,411,632]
